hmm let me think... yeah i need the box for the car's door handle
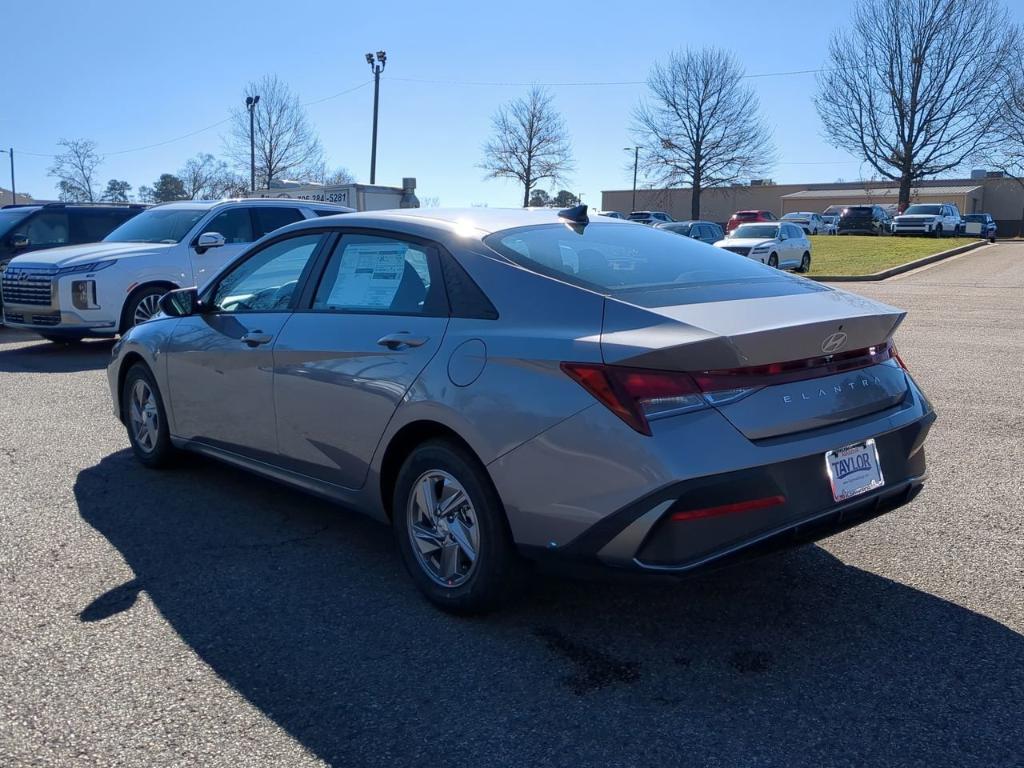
[377,332,429,350]
[241,331,273,347]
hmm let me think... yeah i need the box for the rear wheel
[120,285,168,335]
[122,363,175,468]
[768,254,779,268]
[934,225,943,238]
[392,439,523,613]
[798,253,811,273]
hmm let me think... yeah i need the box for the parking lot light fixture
[245,95,260,193]
[366,50,387,185]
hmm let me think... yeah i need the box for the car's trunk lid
[600,287,909,439]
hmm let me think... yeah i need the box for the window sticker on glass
[327,243,409,309]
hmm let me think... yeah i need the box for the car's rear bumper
[552,410,932,573]
[502,390,935,576]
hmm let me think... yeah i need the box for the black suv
[0,202,146,267]
[837,205,892,236]
[0,203,145,315]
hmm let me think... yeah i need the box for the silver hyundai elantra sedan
[107,206,936,612]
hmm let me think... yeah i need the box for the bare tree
[817,0,1021,211]
[480,87,573,207]
[633,48,774,220]
[48,139,102,202]
[225,75,323,188]
[990,56,1024,232]
[179,153,231,199]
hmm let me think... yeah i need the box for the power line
[10,79,374,159]
[386,66,848,88]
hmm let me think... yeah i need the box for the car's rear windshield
[731,223,779,239]
[903,204,943,215]
[782,213,807,219]
[963,214,986,222]
[662,222,692,234]
[734,212,760,219]
[628,213,652,220]
[842,206,873,215]
[483,223,823,306]
[104,207,208,243]
[0,208,35,237]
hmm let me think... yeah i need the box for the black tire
[934,225,943,238]
[120,285,169,335]
[122,363,175,468]
[392,439,523,613]
[989,236,996,243]
[798,253,811,273]
[768,254,779,268]
[39,334,86,344]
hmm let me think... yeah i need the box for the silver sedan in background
[108,206,935,612]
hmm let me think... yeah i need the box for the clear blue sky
[5,0,1022,207]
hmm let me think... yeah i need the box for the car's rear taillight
[560,363,707,436]
[562,340,904,435]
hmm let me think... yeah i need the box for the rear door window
[203,207,254,244]
[70,209,135,243]
[311,233,446,316]
[14,211,70,248]
[253,207,305,238]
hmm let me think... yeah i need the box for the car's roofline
[147,198,355,212]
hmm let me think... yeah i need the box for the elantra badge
[821,331,848,354]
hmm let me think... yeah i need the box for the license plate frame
[825,439,885,502]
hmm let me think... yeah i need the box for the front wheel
[768,254,779,268]
[393,439,523,613]
[798,253,811,273]
[120,285,168,334]
[934,225,943,238]
[122,363,175,468]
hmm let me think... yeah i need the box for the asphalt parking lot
[1,244,1021,767]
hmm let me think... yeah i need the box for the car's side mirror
[10,234,29,251]
[779,232,788,240]
[158,286,200,317]
[195,232,226,254]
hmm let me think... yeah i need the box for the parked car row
[619,202,998,242]
[1,199,351,340]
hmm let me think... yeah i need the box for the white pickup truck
[1,199,351,341]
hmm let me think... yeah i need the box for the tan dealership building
[602,174,1024,235]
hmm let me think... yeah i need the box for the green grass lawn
[806,235,978,276]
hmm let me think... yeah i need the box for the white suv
[1,199,352,341]
[891,203,962,237]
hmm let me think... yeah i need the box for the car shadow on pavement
[0,330,113,373]
[74,450,1024,767]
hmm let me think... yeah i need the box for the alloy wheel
[133,293,162,326]
[406,470,480,588]
[129,378,160,453]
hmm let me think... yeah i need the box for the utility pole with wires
[623,146,640,212]
[1,148,13,204]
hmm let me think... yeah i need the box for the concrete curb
[808,239,989,282]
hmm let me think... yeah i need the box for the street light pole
[1,148,13,205]
[245,95,260,193]
[365,50,387,185]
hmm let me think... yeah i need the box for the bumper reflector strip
[670,494,786,522]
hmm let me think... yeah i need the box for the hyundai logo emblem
[821,331,848,354]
